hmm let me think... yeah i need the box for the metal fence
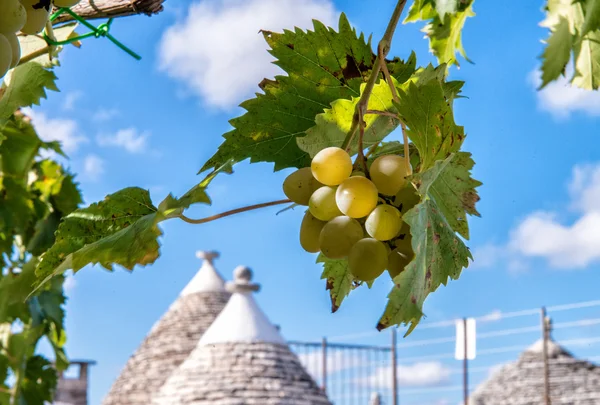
[289,332,397,405]
[288,299,600,405]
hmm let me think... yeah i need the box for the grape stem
[340,0,408,152]
[178,199,292,225]
[379,46,411,173]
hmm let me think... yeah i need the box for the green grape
[387,246,414,279]
[370,154,412,196]
[54,0,80,7]
[311,147,352,186]
[283,167,323,206]
[299,211,326,253]
[5,32,20,68]
[319,216,363,259]
[365,204,402,241]
[0,0,26,34]
[348,238,388,282]
[20,0,50,35]
[308,186,342,221]
[394,184,420,214]
[335,176,378,218]
[0,35,11,79]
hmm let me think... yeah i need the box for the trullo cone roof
[102,251,231,405]
[153,265,332,405]
[470,338,600,404]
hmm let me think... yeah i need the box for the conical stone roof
[102,251,231,405]
[471,338,600,405]
[153,265,332,405]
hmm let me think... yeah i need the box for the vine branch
[178,199,292,225]
[52,0,164,23]
[340,0,408,151]
[378,46,411,173]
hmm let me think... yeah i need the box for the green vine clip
[44,7,141,60]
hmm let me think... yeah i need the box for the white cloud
[23,109,87,154]
[157,0,338,109]
[92,107,120,122]
[530,67,600,119]
[63,274,77,292]
[509,163,600,269]
[83,154,105,180]
[62,91,83,111]
[359,362,451,388]
[469,243,505,270]
[97,127,149,153]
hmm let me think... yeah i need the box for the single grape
[319,216,363,259]
[308,186,342,221]
[20,0,50,35]
[394,184,420,214]
[370,154,412,196]
[311,147,352,186]
[54,0,81,7]
[0,35,12,79]
[348,238,388,282]
[335,176,378,218]
[0,0,27,34]
[387,246,414,279]
[365,204,402,241]
[5,32,20,68]
[299,211,326,253]
[283,167,323,206]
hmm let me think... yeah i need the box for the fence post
[541,307,551,405]
[391,328,398,405]
[321,337,327,394]
[462,318,469,405]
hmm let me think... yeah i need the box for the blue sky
[21,0,600,404]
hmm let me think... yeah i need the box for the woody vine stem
[177,0,409,226]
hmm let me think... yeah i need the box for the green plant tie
[44,7,141,60]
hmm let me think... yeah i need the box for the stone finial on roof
[225,265,260,293]
[180,250,226,295]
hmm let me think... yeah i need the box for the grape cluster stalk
[283,146,419,282]
[0,0,82,78]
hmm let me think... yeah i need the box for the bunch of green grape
[283,146,421,283]
[0,0,81,78]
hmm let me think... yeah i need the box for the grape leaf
[540,0,600,90]
[411,152,481,239]
[21,355,58,404]
[394,78,464,171]
[296,79,400,157]
[581,0,600,37]
[539,17,573,88]
[318,254,355,312]
[572,30,600,90]
[0,62,58,124]
[201,14,417,172]
[405,0,475,67]
[377,198,471,334]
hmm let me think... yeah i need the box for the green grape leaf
[395,78,464,171]
[412,152,481,239]
[297,79,400,157]
[405,0,475,67]
[377,198,471,334]
[540,17,573,88]
[32,188,163,292]
[27,212,62,256]
[319,254,356,312]
[0,63,58,124]
[572,30,600,90]
[201,14,417,172]
[21,355,58,404]
[540,0,600,90]
[581,0,600,37]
